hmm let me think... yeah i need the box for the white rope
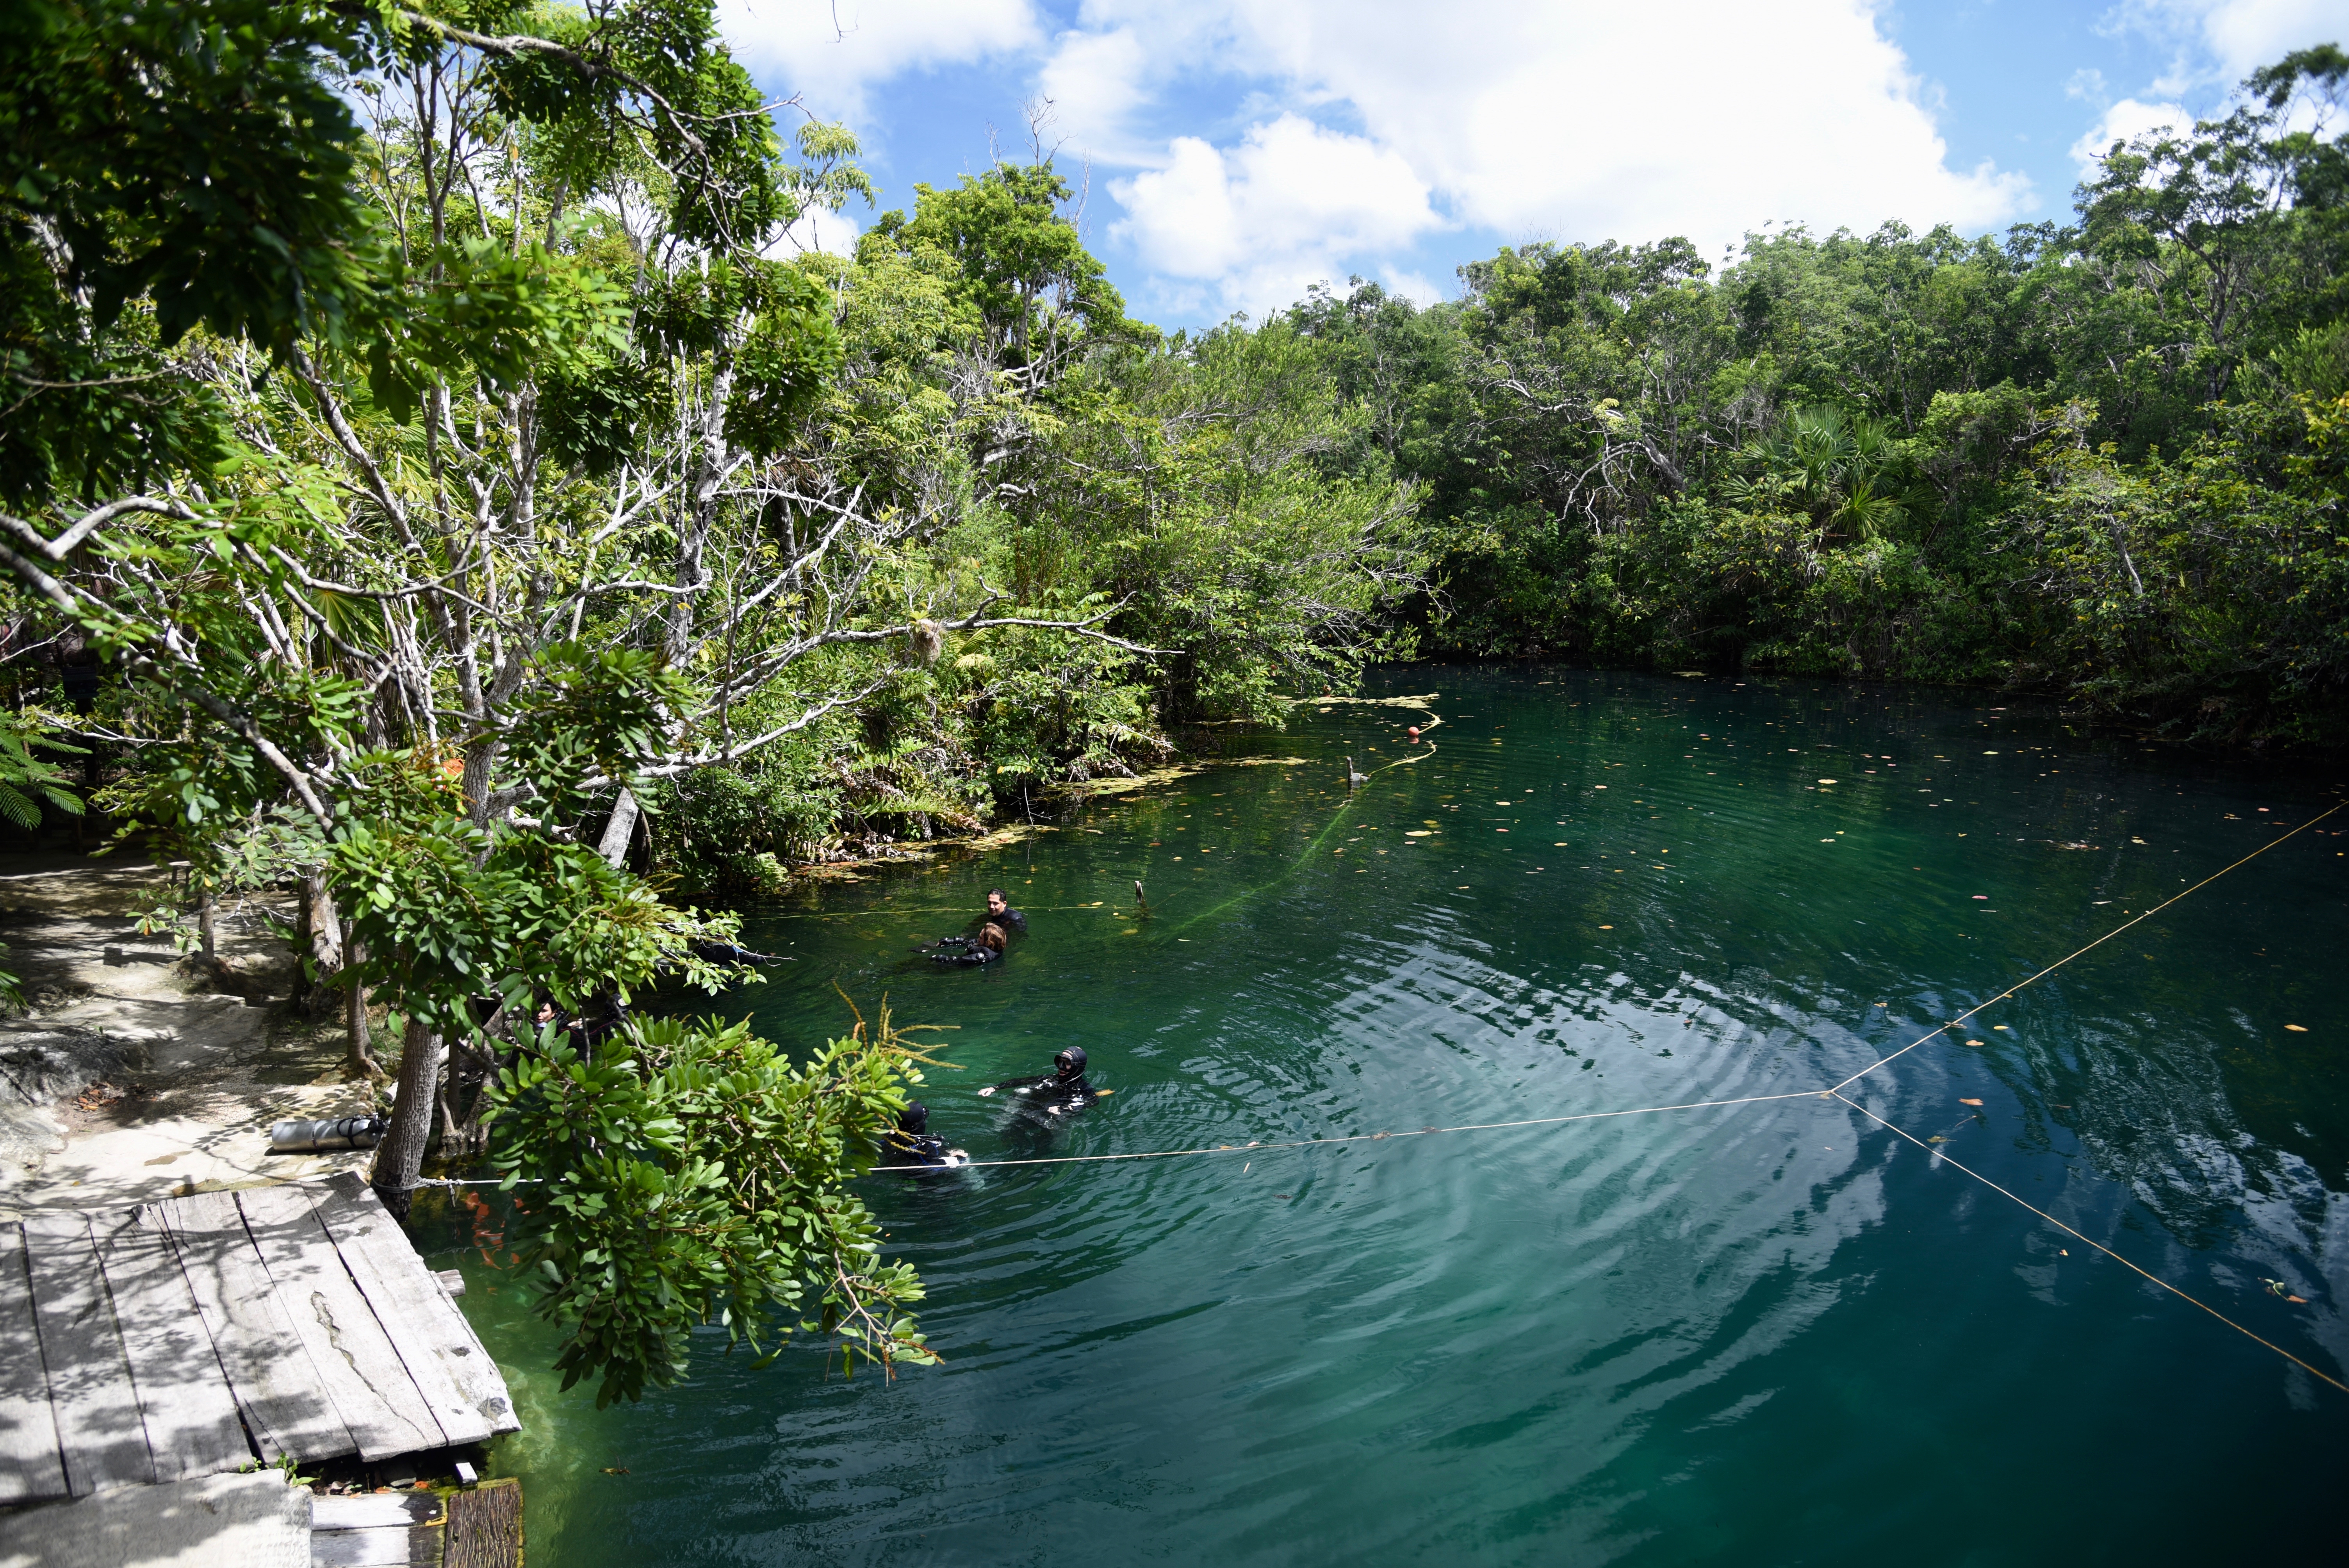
[1825,798,2344,1095]
[870,1090,1818,1171]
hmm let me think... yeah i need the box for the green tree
[0,0,1148,1398]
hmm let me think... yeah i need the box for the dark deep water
[416,668,2349,1565]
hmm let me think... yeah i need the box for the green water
[414,668,2349,1565]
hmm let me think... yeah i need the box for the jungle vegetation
[1289,44,2349,748]
[0,1,2341,1401]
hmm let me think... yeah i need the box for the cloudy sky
[723,0,2349,326]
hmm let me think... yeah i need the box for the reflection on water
[410,668,2348,1564]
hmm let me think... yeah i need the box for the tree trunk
[371,1014,440,1220]
[304,870,343,1016]
[341,921,373,1075]
[596,789,640,868]
[196,886,217,963]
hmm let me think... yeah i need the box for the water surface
[419,668,2349,1565]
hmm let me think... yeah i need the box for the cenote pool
[411,668,2348,1565]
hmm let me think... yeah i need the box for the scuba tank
[269,1114,386,1153]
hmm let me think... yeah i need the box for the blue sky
[719,0,2349,328]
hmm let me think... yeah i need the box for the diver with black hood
[979,1045,1100,1117]
[880,1102,968,1172]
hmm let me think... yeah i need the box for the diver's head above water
[898,1101,930,1136]
[1055,1045,1087,1080]
[981,887,1028,934]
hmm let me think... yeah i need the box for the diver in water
[560,990,631,1053]
[920,921,1008,966]
[979,1045,1099,1116]
[981,887,1027,936]
[882,1102,968,1171]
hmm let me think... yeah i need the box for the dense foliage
[0,0,1418,1395]
[1,2,2341,1401]
[1287,46,2349,745]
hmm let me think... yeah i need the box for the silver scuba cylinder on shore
[269,1115,385,1153]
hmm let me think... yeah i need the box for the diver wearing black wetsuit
[981,887,1027,935]
[882,1102,968,1171]
[980,1046,1098,1116]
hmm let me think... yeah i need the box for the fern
[0,713,84,831]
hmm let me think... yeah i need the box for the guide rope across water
[872,794,2349,1393]
[415,753,2342,1394]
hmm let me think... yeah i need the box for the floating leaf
[2285,1024,2309,1033]
[1927,1135,1948,1143]
[1964,1039,1985,1047]
[1960,1098,1983,1106]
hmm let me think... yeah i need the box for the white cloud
[718,0,1041,118]
[768,203,865,258]
[724,1,2051,319]
[2068,66,2114,105]
[2098,0,2349,90]
[2069,97,2194,174]
[1035,27,1155,165]
[2195,0,2349,75]
[1110,114,1441,317]
[1080,1,2032,307]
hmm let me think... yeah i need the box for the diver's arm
[983,1073,1053,1096]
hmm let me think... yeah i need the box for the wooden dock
[311,1480,522,1568]
[0,1172,517,1506]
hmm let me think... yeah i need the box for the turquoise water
[417,668,2349,1565]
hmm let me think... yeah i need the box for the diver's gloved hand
[981,1047,1094,1099]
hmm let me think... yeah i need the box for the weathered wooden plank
[91,1206,252,1482]
[313,1489,446,1529]
[309,1520,442,1567]
[236,1183,447,1459]
[0,1221,68,1504]
[308,1176,510,1441]
[0,1468,312,1568]
[20,1213,155,1495]
[445,1479,521,1568]
[150,1190,355,1463]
